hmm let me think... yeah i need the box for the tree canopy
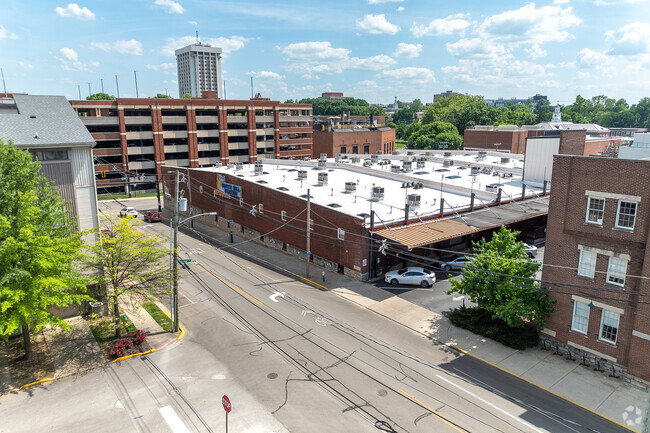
[296,97,374,116]
[87,93,116,101]
[407,121,462,150]
[153,93,171,99]
[0,141,89,358]
[181,93,193,99]
[447,226,554,328]
[85,218,170,337]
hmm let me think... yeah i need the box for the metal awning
[373,219,476,250]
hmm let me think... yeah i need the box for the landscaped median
[89,316,152,361]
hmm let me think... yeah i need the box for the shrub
[448,307,539,350]
[109,338,134,357]
[132,330,147,345]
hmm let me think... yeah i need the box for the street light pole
[306,188,311,278]
[172,170,180,333]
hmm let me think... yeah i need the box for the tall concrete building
[175,43,222,98]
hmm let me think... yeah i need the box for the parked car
[384,267,436,288]
[523,243,538,258]
[144,211,162,222]
[119,207,138,218]
[441,256,473,271]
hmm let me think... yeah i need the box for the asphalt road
[0,198,630,433]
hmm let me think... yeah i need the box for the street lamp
[170,169,216,333]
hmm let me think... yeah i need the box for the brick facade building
[312,127,396,158]
[542,155,650,381]
[70,93,312,195]
[464,126,544,153]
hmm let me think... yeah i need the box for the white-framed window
[571,301,590,334]
[585,197,605,225]
[577,250,597,278]
[239,197,243,206]
[309,219,314,231]
[337,228,345,240]
[606,256,627,286]
[281,210,287,221]
[199,185,203,193]
[599,310,620,343]
[259,204,264,214]
[615,201,637,230]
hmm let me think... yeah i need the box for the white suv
[119,207,138,218]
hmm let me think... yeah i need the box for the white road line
[158,405,191,433]
[435,374,546,433]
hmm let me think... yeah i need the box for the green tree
[407,121,462,150]
[422,94,495,134]
[391,107,415,124]
[0,141,89,359]
[182,93,193,99]
[447,226,554,328]
[534,98,554,123]
[85,218,170,337]
[154,93,171,99]
[410,98,424,112]
[86,92,116,101]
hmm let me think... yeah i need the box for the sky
[2,0,650,105]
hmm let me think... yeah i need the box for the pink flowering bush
[109,338,134,357]
[132,330,147,345]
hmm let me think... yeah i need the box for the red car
[143,211,162,222]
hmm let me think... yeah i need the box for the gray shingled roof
[0,95,95,148]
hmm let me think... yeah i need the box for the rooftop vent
[444,152,452,157]
[277,186,289,191]
[390,165,401,173]
[334,153,342,162]
[317,159,327,170]
[235,162,243,170]
[403,161,412,172]
[416,160,425,169]
[227,162,235,169]
[319,153,327,161]
[486,184,499,193]
[298,170,307,179]
[372,186,384,201]
[344,182,356,193]
[470,167,480,175]
[371,154,379,163]
[407,194,421,208]
[500,157,510,164]
[351,156,360,164]
[318,172,328,185]
[257,180,268,184]
[443,159,454,167]
[327,203,341,208]
[254,161,263,175]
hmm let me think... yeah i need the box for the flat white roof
[198,151,543,226]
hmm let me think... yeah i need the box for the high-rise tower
[175,43,222,98]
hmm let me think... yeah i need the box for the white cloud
[154,0,185,14]
[526,44,547,58]
[60,47,78,62]
[146,63,176,71]
[89,40,143,55]
[0,25,19,39]
[411,15,471,37]
[553,0,570,4]
[382,67,435,84]
[356,14,400,35]
[161,35,249,57]
[247,70,285,80]
[446,38,509,60]
[592,0,643,5]
[367,0,404,3]
[480,4,582,45]
[281,41,395,75]
[55,3,95,20]
[577,48,616,75]
[18,61,33,69]
[394,42,422,58]
[396,6,405,12]
[607,22,650,56]
[57,47,98,72]
[188,20,197,25]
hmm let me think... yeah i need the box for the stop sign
[222,395,231,413]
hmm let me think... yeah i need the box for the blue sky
[2,0,650,105]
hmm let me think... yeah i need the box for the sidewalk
[188,220,647,432]
[119,299,180,351]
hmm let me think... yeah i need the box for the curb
[19,378,53,390]
[113,349,156,363]
[296,275,328,291]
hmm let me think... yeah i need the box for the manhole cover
[377,389,387,397]
[267,372,278,379]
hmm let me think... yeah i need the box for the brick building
[542,155,650,381]
[70,93,312,195]
[320,92,344,101]
[312,127,396,158]
[464,125,544,153]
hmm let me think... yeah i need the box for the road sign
[121,177,128,180]
[222,395,231,413]
[180,259,191,263]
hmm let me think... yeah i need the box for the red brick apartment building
[70,93,312,194]
[542,155,650,382]
[312,127,396,158]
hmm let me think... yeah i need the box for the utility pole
[100,78,104,93]
[87,82,91,97]
[77,84,81,100]
[1,68,7,97]
[172,170,180,333]
[115,75,120,98]
[134,70,139,98]
[306,188,310,278]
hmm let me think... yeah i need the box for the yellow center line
[398,389,469,433]
[196,264,264,308]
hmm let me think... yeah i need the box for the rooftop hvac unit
[503,172,513,178]
[500,157,510,164]
[407,151,414,156]
[492,171,500,176]
[351,156,360,164]
[318,172,328,185]
[481,166,492,174]
[320,153,327,161]
[407,194,421,208]
[372,186,384,200]
[254,162,263,175]
[416,160,425,169]
[443,159,454,167]
[371,154,379,163]
[486,184,499,193]
[444,152,452,157]
[403,161,412,172]
[334,153,342,162]
[345,182,356,192]
[478,151,487,156]
[235,162,243,170]
[317,159,327,169]
[297,170,308,179]
[391,165,401,173]
[376,151,383,155]
[227,162,235,169]
[471,167,480,175]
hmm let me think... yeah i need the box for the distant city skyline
[1,1,650,104]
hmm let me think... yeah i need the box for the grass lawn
[141,301,172,332]
[89,316,153,359]
[395,139,408,149]
[98,191,158,201]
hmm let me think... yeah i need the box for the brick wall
[312,129,395,158]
